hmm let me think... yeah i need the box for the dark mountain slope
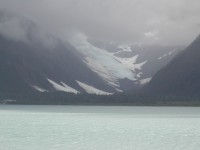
[0,11,116,94]
[144,34,200,96]
[0,35,117,93]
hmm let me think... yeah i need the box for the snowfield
[69,33,146,88]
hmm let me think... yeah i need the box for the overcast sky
[0,0,200,46]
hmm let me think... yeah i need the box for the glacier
[68,33,146,88]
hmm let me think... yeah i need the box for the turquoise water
[0,105,200,150]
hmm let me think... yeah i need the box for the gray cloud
[0,0,200,46]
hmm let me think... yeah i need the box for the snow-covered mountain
[0,10,183,95]
[0,10,115,95]
[68,33,183,91]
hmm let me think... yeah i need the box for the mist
[0,0,200,46]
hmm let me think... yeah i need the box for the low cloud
[0,11,28,42]
[0,0,200,46]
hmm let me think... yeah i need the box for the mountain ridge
[0,10,183,95]
[144,34,200,96]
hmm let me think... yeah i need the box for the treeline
[0,92,200,106]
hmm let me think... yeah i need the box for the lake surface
[0,105,200,150]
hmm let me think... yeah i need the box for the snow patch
[76,80,113,95]
[60,82,80,94]
[114,55,147,72]
[47,79,79,94]
[158,49,177,60]
[115,88,124,93]
[32,86,48,92]
[140,78,152,85]
[116,45,132,53]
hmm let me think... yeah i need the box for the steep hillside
[0,11,115,94]
[145,34,200,96]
